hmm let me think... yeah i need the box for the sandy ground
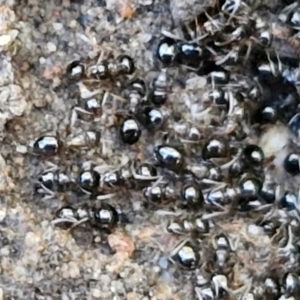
[0,1,197,299]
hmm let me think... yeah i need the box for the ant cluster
[29,0,300,299]
[67,54,135,81]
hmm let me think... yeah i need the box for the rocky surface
[169,0,211,24]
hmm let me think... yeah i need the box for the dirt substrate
[0,1,197,299]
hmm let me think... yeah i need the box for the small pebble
[24,232,41,249]
[68,261,80,278]
[131,40,139,48]
[39,57,46,64]
[92,289,101,298]
[153,266,160,273]
[61,294,69,300]
[69,19,77,28]
[94,236,101,243]
[32,96,48,108]
[158,256,169,269]
[16,145,27,154]
[108,231,135,258]
[0,247,10,256]
[126,292,140,300]
[138,0,153,4]
[259,125,290,158]
[132,200,142,211]
[137,32,152,43]
[0,34,11,46]
[110,280,125,294]
[100,274,111,285]
[47,42,57,53]
[0,209,6,221]
[248,224,264,235]
[52,22,63,31]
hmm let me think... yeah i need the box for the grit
[0,0,200,299]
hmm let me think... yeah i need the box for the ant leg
[44,161,59,172]
[161,29,184,41]
[74,106,93,116]
[201,210,229,220]
[67,217,90,232]
[278,225,294,256]
[96,193,116,201]
[101,91,110,108]
[96,51,104,65]
[70,108,79,128]
[51,217,78,226]
[35,182,56,200]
